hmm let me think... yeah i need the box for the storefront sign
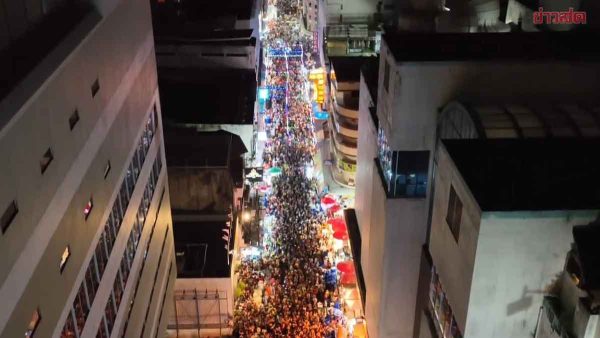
[245,168,264,182]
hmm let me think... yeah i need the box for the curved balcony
[332,131,357,158]
[330,107,358,139]
[333,91,359,120]
[330,145,357,187]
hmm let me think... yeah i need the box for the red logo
[533,7,587,25]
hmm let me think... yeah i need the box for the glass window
[40,148,54,174]
[91,78,100,97]
[96,317,108,338]
[127,236,136,267]
[60,246,71,273]
[137,140,146,165]
[74,284,89,334]
[95,235,108,276]
[113,272,124,308]
[153,107,159,132]
[112,200,123,227]
[379,150,429,198]
[85,264,98,304]
[103,161,111,179]
[121,253,131,283]
[1,200,18,233]
[446,186,462,241]
[83,198,93,220]
[104,295,116,333]
[137,209,145,231]
[104,223,115,253]
[126,164,136,195]
[131,222,140,247]
[69,110,80,130]
[119,182,129,210]
[25,308,41,338]
[61,311,77,338]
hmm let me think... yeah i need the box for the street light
[243,211,252,222]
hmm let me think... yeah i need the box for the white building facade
[0,0,176,337]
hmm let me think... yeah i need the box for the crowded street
[232,0,363,337]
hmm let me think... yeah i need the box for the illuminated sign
[309,68,326,104]
[244,168,264,183]
[258,87,269,100]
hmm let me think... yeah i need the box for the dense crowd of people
[232,0,347,336]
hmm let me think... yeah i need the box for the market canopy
[333,231,348,241]
[328,218,346,232]
[268,166,282,174]
[336,261,354,274]
[321,195,336,206]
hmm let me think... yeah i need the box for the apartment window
[84,198,93,220]
[1,200,18,233]
[69,110,80,130]
[113,273,124,308]
[85,263,99,300]
[97,317,109,338]
[378,149,429,198]
[95,234,109,276]
[60,246,71,273]
[103,161,111,179]
[383,58,390,92]
[74,284,89,333]
[25,308,41,338]
[91,78,100,97]
[61,311,76,338]
[40,148,54,174]
[104,295,116,333]
[446,185,462,241]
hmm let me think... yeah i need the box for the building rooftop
[384,32,600,62]
[151,0,253,26]
[330,57,374,82]
[159,67,256,125]
[164,127,247,184]
[438,101,600,140]
[442,138,600,212]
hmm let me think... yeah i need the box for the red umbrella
[336,261,354,274]
[321,195,336,206]
[340,271,357,285]
[333,231,349,241]
[328,204,342,214]
[328,218,346,232]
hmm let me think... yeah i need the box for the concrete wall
[326,0,379,22]
[465,210,597,338]
[0,0,175,336]
[364,171,387,338]
[428,144,483,331]
[173,278,234,326]
[355,74,377,278]
[168,169,234,213]
[156,44,257,71]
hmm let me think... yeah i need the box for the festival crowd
[232,0,349,337]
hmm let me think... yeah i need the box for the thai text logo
[533,7,587,25]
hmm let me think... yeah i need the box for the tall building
[327,57,374,187]
[150,0,260,74]
[0,0,175,337]
[353,31,600,338]
[426,138,600,338]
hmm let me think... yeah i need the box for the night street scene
[1,0,600,338]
